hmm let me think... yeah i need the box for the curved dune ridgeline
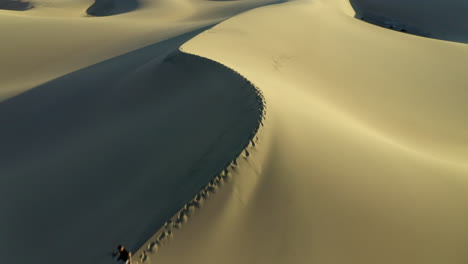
[0,28,265,264]
[350,0,468,43]
[134,73,266,264]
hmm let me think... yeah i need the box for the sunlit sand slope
[140,0,468,263]
[0,0,281,100]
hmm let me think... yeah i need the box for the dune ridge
[0,2,292,264]
[0,29,266,264]
[138,1,468,264]
[133,53,267,263]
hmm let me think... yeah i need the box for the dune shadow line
[0,25,265,264]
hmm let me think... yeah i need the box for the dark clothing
[117,249,131,262]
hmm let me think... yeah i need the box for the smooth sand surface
[1,0,468,264]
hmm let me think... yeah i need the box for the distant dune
[350,0,468,43]
[0,0,31,10]
[86,0,139,16]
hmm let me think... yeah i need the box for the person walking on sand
[113,245,132,264]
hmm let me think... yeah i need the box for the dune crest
[0,29,265,264]
[134,87,266,263]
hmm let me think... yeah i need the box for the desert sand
[1,1,468,264]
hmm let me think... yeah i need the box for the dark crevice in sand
[349,0,468,44]
[86,0,139,17]
[0,25,265,264]
[0,0,32,10]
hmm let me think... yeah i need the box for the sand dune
[0,0,31,10]
[136,0,468,263]
[0,0,281,101]
[87,0,139,16]
[0,1,278,264]
[0,32,264,264]
[350,0,468,43]
[1,0,468,264]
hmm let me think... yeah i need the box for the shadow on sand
[86,0,139,16]
[349,0,468,44]
[0,0,32,10]
[0,27,264,264]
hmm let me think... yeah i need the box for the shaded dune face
[0,28,264,264]
[86,0,139,16]
[350,0,468,43]
[0,0,31,10]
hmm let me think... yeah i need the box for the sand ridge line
[134,51,267,264]
[0,28,267,264]
[136,124,266,264]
